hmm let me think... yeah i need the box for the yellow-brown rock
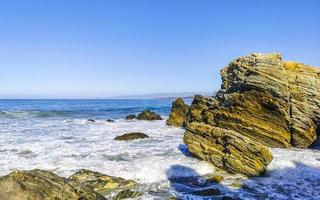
[184,122,273,176]
[181,53,320,176]
[166,97,189,127]
[0,169,106,200]
[69,169,137,195]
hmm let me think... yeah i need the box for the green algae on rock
[166,97,189,127]
[114,132,149,141]
[136,110,162,120]
[0,169,106,200]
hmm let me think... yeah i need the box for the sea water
[0,99,319,200]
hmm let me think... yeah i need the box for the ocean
[0,99,319,200]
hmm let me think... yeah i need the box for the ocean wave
[0,110,71,118]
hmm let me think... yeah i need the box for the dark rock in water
[106,119,115,122]
[114,132,149,141]
[166,98,189,127]
[179,53,320,176]
[125,114,136,120]
[69,169,137,196]
[112,189,143,200]
[137,110,162,120]
[0,169,106,200]
[87,119,96,122]
[191,188,221,196]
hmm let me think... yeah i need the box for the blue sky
[0,0,319,98]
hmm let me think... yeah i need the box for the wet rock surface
[114,132,149,141]
[69,169,137,196]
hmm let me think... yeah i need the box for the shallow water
[0,99,319,200]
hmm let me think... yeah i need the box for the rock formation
[0,169,106,200]
[114,132,149,141]
[136,110,162,120]
[166,98,189,127]
[173,53,320,176]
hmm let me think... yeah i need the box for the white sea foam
[0,118,319,199]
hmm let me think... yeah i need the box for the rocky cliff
[173,53,320,176]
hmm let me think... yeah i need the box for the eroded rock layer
[180,53,320,176]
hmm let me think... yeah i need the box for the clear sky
[0,0,319,98]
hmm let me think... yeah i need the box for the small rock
[208,175,224,183]
[87,119,96,122]
[113,189,143,200]
[106,119,115,122]
[230,182,242,188]
[69,169,137,195]
[125,115,136,120]
[114,132,149,141]
[136,110,162,120]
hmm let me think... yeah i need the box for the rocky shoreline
[0,53,319,200]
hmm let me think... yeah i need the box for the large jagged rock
[0,169,106,200]
[69,169,137,196]
[184,122,273,176]
[180,53,320,176]
[166,98,189,127]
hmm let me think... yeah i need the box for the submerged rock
[69,169,137,196]
[114,132,149,141]
[106,119,115,122]
[87,119,96,122]
[166,98,189,127]
[0,169,106,200]
[136,110,162,120]
[125,114,136,120]
[179,53,320,176]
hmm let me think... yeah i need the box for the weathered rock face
[187,53,320,148]
[0,169,106,200]
[137,110,162,120]
[180,53,320,176]
[114,132,149,141]
[166,98,189,127]
[184,122,273,176]
[69,169,137,196]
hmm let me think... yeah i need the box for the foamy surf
[0,99,319,199]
